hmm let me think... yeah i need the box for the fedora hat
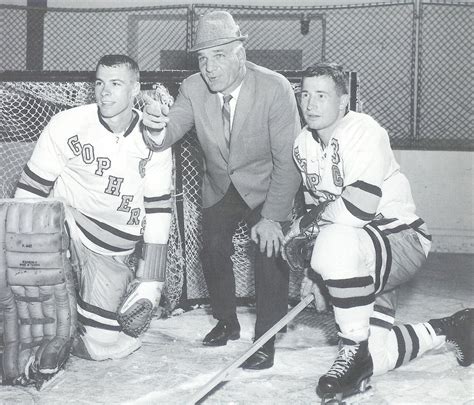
[190,11,248,52]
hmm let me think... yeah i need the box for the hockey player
[14,55,173,361]
[283,63,473,404]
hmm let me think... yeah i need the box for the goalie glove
[281,216,318,272]
[281,202,329,272]
[117,243,167,338]
[117,278,163,338]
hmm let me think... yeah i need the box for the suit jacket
[146,61,302,221]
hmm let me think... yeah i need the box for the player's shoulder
[293,127,314,157]
[336,111,390,153]
[49,103,97,127]
[294,126,312,146]
[339,111,387,140]
[341,111,383,130]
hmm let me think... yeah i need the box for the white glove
[117,279,164,337]
[300,270,328,313]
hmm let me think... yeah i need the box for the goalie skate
[320,384,373,405]
[35,369,66,391]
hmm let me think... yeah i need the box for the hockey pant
[69,234,141,361]
[311,220,443,375]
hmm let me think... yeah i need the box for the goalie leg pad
[78,249,133,312]
[0,199,77,387]
[73,249,144,358]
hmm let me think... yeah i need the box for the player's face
[299,75,347,138]
[95,64,139,120]
[197,42,246,94]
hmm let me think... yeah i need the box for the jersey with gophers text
[16,103,173,255]
[293,111,431,254]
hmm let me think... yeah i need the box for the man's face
[299,75,346,134]
[197,42,245,94]
[95,64,139,119]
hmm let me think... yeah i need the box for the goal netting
[0,76,314,311]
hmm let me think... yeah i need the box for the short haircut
[96,54,140,82]
[302,63,349,96]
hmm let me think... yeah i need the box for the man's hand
[142,94,170,132]
[250,217,284,258]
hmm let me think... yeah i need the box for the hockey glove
[300,269,330,313]
[117,277,163,338]
[281,216,318,272]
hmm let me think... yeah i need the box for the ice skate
[316,339,373,405]
[429,308,474,367]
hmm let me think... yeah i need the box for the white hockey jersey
[16,104,173,255]
[293,111,430,253]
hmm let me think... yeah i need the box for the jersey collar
[97,108,139,138]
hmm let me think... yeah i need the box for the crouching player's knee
[311,224,369,280]
[72,243,167,361]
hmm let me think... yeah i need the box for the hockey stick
[187,293,315,404]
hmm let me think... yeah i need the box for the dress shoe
[202,319,240,346]
[241,339,275,370]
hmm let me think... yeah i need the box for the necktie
[222,94,232,148]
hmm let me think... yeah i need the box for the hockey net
[1,74,349,311]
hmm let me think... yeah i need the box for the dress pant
[201,183,289,338]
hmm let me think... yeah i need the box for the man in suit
[142,10,301,369]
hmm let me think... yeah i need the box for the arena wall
[395,150,473,254]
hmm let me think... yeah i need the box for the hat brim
[190,35,248,52]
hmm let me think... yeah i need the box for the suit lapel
[204,91,229,161]
[231,68,254,146]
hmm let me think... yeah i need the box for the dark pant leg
[254,252,290,338]
[201,184,248,322]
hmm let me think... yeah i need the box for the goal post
[0,70,359,312]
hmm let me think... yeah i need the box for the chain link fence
[0,0,471,307]
[1,1,471,149]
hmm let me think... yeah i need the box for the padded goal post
[0,70,359,311]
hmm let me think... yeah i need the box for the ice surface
[1,254,473,404]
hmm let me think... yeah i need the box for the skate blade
[321,379,373,405]
[36,369,66,391]
[322,389,373,405]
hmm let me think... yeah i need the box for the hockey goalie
[8,55,174,366]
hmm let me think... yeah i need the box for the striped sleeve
[341,180,382,221]
[15,164,55,198]
[143,147,173,244]
[320,123,390,227]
